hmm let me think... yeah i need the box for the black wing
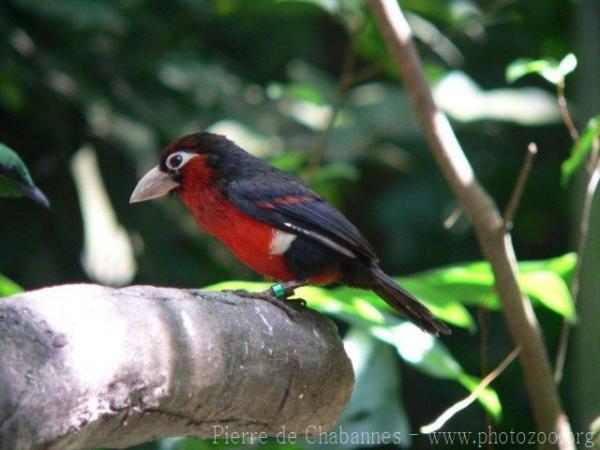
[225,174,378,261]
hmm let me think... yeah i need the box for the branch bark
[369,1,573,448]
[0,284,353,450]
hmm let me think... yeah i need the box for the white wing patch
[269,230,297,255]
[282,222,356,258]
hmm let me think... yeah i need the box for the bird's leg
[223,280,308,318]
[269,280,308,306]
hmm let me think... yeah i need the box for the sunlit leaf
[518,252,576,281]
[413,254,576,318]
[0,274,22,297]
[561,116,600,185]
[506,54,577,86]
[558,53,578,78]
[370,322,501,420]
[506,58,559,84]
[518,271,575,320]
[286,83,326,105]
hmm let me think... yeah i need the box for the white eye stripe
[165,151,198,171]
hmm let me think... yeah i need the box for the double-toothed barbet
[130,132,450,335]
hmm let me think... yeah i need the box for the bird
[0,143,50,208]
[130,132,450,335]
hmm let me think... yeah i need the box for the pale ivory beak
[129,166,180,203]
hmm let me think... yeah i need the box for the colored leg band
[271,283,285,299]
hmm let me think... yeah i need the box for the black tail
[369,265,451,335]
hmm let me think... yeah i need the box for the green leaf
[518,252,576,281]
[286,82,326,105]
[561,116,600,185]
[506,59,558,84]
[369,322,501,420]
[0,143,50,208]
[518,271,575,320]
[506,54,577,85]
[558,53,578,78]
[0,274,23,297]
[412,254,576,319]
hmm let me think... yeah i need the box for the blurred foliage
[0,0,596,448]
[561,116,600,185]
[0,273,22,297]
[506,53,577,85]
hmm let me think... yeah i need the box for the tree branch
[369,1,573,448]
[0,284,353,450]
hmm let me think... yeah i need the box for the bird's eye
[165,151,195,171]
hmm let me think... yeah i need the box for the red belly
[179,178,295,281]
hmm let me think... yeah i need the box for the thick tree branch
[369,1,573,448]
[0,284,353,450]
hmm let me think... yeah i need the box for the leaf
[0,274,23,297]
[413,254,576,319]
[0,143,50,208]
[518,271,575,320]
[561,116,600,185]
[558,53,578,78]
[506,54,577,85]
[506,59,559,84]
[518,252,576,281]
[370,322,501,421]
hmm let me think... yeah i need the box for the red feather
[178,157,295,281]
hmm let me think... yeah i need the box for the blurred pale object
[434,71,561,125]
[71,146,137,286]
[207,120,282,157]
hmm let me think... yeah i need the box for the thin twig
[303,37,357,182]
[554,152,600,382]
[478,306,494,450]
[420,348,521,434]
[503,142,538,232]
[556,79,580,143]
[443,204,465,229]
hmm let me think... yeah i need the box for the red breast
[177,156,296,281]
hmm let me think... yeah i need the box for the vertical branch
[369,1,573,448]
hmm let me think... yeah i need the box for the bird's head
[129,132,230,204]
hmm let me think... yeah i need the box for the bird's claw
[288,297,307,307]
[223,288,302,320]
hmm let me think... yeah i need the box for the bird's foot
[269,282,307,306]
[223,287,302,319]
